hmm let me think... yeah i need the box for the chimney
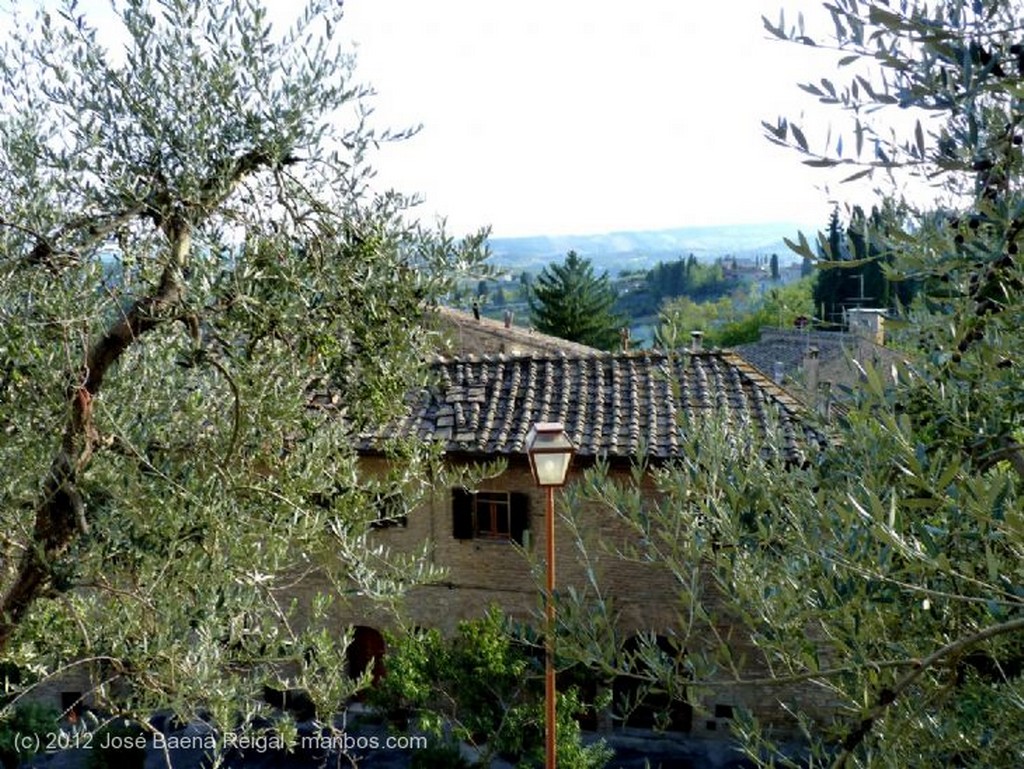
[846,308,886,345]
[690,330,703,353]
[772,361,785,385]
[503,309,514,328]
[819,380,833,419]
[620,326,631,353]
[803,346,820,407]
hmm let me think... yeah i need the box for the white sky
[337,0,911,238]
[0,0,936,239]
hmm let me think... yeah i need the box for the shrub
[0,703,60,769]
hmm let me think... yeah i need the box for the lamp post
[525,422,574,769]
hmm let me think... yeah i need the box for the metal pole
[545,484,557,769]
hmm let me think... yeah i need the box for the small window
[61,692,82,721]
[452,488,529,545]
[474,492,510,539]
[714,704,734,719]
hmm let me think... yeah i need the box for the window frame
[452,488,529,545]
[473,491,511,540]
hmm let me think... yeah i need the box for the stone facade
[319,346,834,736]
[309,453,835,737]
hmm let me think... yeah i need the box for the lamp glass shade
[525,422,574,487]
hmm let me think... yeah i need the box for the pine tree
[528,251,624,350]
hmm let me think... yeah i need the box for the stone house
[31,311,830,738]
[339,320,829,736]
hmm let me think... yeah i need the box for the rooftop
[431,306,601,357]
[731,326,903,395]
[358,350,825,466]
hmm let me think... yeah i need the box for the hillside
[487,221,815,274]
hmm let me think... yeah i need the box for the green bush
[372,607,611,769]
[0,703,60,769]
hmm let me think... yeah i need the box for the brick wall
[293,456,836,737]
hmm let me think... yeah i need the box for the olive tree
[0,0,485,733]
[559,2,1024,767]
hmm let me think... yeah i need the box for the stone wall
[288,456,835,738]
[430,306,599,357]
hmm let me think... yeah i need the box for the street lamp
[525,422,574,769]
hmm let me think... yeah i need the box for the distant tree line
[646,254,738,303]
[658,277,814,348]
[615,255,740,319]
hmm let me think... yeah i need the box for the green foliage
[0,0,485,736]
[646,254,738,304]
[0,703,59,768]
[528,251,625,350]
[564,373,1024,766]
[371,608,611,769]
[618,254,740,319]
[565,2,1024,766]
[659,278,813,347]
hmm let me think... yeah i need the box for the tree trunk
[0,265,185,651]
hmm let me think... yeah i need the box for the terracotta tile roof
[358,350,826,465]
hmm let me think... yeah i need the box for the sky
[0,0,932,239]
[335,0,894,238]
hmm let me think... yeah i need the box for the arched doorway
[347,626,386,686]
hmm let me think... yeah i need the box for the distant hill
[487,222,816,274]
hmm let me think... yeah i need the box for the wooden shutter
[510,492,530,546]
[452,488,474,540]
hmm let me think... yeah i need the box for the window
[474,491,510,539]
[312,485,408,529]
[452,488,529,545]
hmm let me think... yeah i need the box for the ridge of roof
[431,305,601,357]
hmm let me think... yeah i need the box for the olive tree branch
[831,615,1024,768]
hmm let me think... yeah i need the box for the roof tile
[358,350,826,464]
